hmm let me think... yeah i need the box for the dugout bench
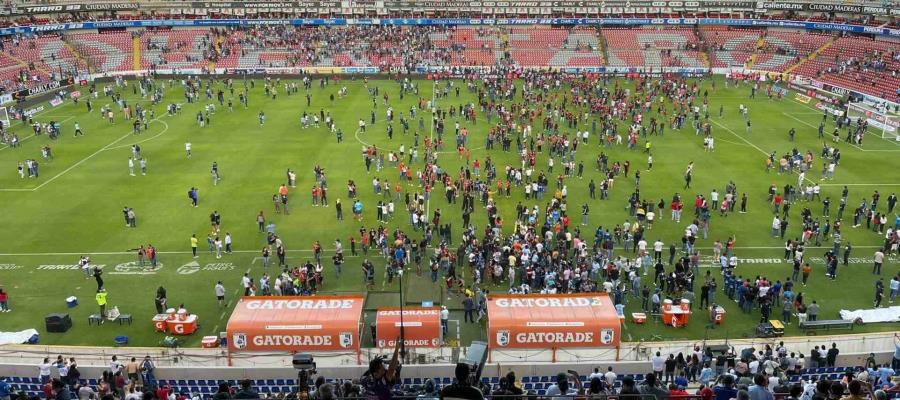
[799,319,859,334]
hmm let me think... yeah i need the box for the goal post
[0,106,10,130]
[845,102,900,141]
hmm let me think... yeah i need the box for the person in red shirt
[697,384,715,400]
[156,384,171,400]
[669,383,690,398]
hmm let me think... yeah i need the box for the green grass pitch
[0,75,898,348]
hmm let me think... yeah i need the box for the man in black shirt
[440,363,484,400]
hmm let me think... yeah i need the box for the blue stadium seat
[285,379,297,386]
[275,379,285,386]
[413,378,423,385]
[265,379,276,386]
[539,376,550,383]
[521,376,531,383]
[524,383,533,390]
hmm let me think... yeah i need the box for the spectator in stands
[418,379,439,400]
[604,367,617,390]
[0,378,11,400]
[640,373,669,400]
[316,383,336,400]
[697,384,714,400]
[587,377,611,397]
[439,363,483,400]
[893,333,900,369]
[234,380,259,399]
[213,382,231,400]
[699,364,714,386]
[828,381,844,400]
[651,352,665,380]
[51,379,72,400]
[713,375,737,400]
[840,380,865,400]
[361,340,401,400]
[670,383,690,398]
[749,374,774,400]
[619,376,641,397]
[546,371,584,400]
[826,344,839,367]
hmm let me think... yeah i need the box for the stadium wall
[0,332,895,376]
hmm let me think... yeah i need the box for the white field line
[0,117,170,192]
[781,112,900,152]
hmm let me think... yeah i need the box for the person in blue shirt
[748,374,774,400]
[875,364,894,387]
[0,379,11,400]
[713,374,738,400]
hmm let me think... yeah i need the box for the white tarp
[839,306,900,323]
[0,329,39,345]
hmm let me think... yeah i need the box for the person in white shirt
[651,352,665,378]
[38,358,52,384]
[588,368,604,381]
[604,367,617,387]
[185,142,191,158]
[241,273,251,295]
[110,355,122,374]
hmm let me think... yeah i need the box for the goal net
[0,107,10,131]
[846,102,900,141]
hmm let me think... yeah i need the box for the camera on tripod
[293,354,317,396]
[293,354,317,373]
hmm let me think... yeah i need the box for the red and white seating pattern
[605,27,704,69]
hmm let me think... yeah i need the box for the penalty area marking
[781,112,900,152]
[0,114,174,192]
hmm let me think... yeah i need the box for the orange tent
[375,307,441,348]
[226,296,363,352]
[487,293,621,349]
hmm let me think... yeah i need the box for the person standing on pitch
[215,281,225,307]
[190,234,199,258]
[95,289,108,322]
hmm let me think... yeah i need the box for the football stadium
[0,1,898,399]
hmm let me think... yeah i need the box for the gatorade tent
[226,296,364,361]
[486,293,621,360]
[375,307,442,348]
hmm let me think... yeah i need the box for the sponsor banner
[0,93,12,104]
[12,79,73,100]
[14,105,45,119]
[70,91,81,99]
[0,18,898,37]
[487,294,620,349]
[227,296,363,352]
[793,92,810,104]
[758,2,804,10]
[48,97,63,107]
[815,101,845,116]
[375,307,442,348]
[20,3,139,14]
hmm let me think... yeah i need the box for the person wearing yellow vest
[95,289,108,322]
